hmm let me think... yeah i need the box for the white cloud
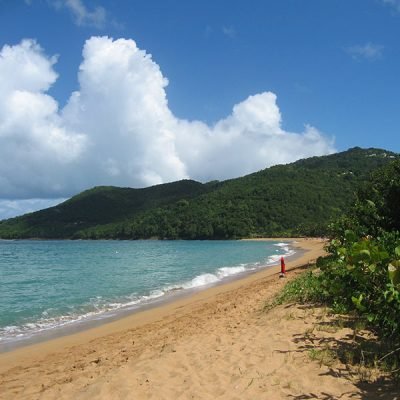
[346,42,384,60]
[51,0,106,28]
[174,93,333,182]
[0,39,86,199]
[0,37,335,219]
[62,37,188,187]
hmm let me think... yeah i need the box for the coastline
[0,237,329,399]
[0,238,301,352]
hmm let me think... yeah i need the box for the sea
[0,239,295,351]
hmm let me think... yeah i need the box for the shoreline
[0,238,324,368]
[0,238,302,353]
[0,237,329,399]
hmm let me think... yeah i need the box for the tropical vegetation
[0,147,398,239]
[273,159,400,375]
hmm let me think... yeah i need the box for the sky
[0,0,399,220]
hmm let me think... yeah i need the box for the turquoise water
[0,240,294,347]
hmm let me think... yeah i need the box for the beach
[1,237,393,399]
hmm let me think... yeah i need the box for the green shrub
[270,270,327,307]
[320,232,400,340]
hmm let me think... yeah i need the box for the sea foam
[0,240,295,348]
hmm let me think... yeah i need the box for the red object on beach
[280,256,286,275]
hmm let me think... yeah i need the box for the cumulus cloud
[0,39,86,199]
[0,36,335,218]
[62,37,188,187]
[174,93,333,182]
[346,42,384,61]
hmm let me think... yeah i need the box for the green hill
[0,180,214,238]
[0,147,398,239]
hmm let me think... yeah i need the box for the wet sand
[2,237,382,399]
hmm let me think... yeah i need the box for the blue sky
[0,0,399,219]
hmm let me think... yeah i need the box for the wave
[0,242,296,346]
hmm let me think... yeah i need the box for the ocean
[0,239,295,350]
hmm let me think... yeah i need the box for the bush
[319,232,400,341]
[269,270,327,307]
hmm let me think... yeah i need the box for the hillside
[0,147,398,239]
[0,180,214,238]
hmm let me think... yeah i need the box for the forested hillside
[0,180,214,238]
[271,156,400,377]
[0,147,398,239]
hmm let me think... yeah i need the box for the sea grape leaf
[345,230,357,242]
[357,249,371,261]
[388,263,400,286]
[352,294,366,312]
[368,264,376,272]
[367,314,374,322]
[366,199,375,208]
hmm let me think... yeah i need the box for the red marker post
[279,256,286,278]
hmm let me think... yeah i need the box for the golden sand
[2,238,395,399]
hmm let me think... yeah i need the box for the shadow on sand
[279,304,399,400]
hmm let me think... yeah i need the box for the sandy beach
[1,238,396,399]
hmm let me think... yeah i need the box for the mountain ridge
[0,147,398,239]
